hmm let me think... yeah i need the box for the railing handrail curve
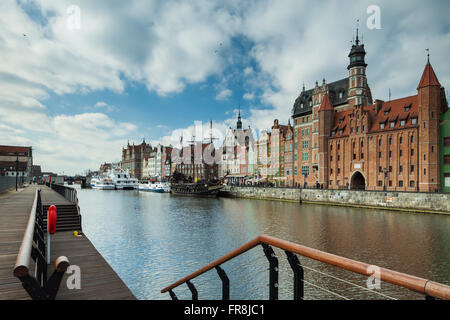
[161,234,450,300]
[13,189,39,277]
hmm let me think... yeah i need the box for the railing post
[186,280,198,300]
[215,265,230,300]
[168,289,178,300]
[262,243,278,300]
[285,251,304,300]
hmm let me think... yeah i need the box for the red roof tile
[417,63,441,89]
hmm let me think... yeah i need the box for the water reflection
[76,186,450,300]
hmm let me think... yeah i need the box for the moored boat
[90,177,115,190]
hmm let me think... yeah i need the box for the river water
[75,186,450,300]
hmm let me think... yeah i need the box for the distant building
[99,162,112,173]
[440,108,450,192]
[254,130,271,182]
[0,145,33,179]
[31,165,42,179]
[270,119,294,186]
[220,111,254,184]
[173,142,219,182]
[121,139,152,179]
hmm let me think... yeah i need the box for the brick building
[0,145,33,179]
[121,139,152,180]
[292,31,447,192]
[173,142,219,182]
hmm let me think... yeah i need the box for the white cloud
[243,92,255,100]
[94,101,118,112]
[216,88,232,101]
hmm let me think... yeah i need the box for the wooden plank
[0,185,136,300]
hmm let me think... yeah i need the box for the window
[410,165,414,172]
[411,149,414,156]
[330,180,333,185]
[330,155,333,161]
[411,135,415,143]
[302,141,309,149]
[389,151,392,158]
[361,153,364,159]
[400,150,403,157]
[400,137,403,144]
[444,155,450,165]
[389,180,392,187]
[337,155,340,161]
[444,137,450,147]
[410,181,415,187]
[424,154,426,161]
[399,165,403,173]
[330,145,333,151]
[301,166,310,176]
[424,168,426,175]
[390,121,395,128]
[380,123,385,130]
[379,166,382,173]
[302,152,309,161]
[400,120,406,126]
[330,168,333,174]
[411,118,417,125]
[389,137,393,144]
[399,180,403,187]
[379,139,382,146]
[379,152,382,158]
[353,153,356,160]
[389,166,392,172]
[294,142,298,150]
[378,181,383,187]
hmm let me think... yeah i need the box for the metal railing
[46,182,82,231]
[161,235,450,300]
[13,189,70,300]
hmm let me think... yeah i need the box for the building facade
[0,145,33,179]
[121,139,152,179]
[440,108,450,192]
[291,31,447,192]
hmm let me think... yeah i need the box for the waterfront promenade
[0,185,136,300]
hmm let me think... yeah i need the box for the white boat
[90,177,115,190]
[107,167,139,190]
[139,181,170,193]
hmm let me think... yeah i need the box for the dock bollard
[47,205,57,264]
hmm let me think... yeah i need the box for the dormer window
[380,122,385,130]
[339,119,343,124]
[301,103,304,109]
[411,117,418,125]
[339,129,343,136]
[390,121,395,128]
[331,130,336,136]
[309,100,312,107]
[339,92,344,99]
[384,110,389,116]
[404,105,411,112]
[400,120,406,126]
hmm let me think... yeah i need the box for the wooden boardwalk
[0,185,136,300]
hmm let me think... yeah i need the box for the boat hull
[170,184,224,197]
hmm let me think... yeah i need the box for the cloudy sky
[0,0,449,175]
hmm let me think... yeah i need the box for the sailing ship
[169,120,225,197]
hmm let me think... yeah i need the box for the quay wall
[221,186,450,214]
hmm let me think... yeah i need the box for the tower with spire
[417,51,443,191]
[347,21,371,107]
[236,106,242,129]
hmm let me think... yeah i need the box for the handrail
[47,182,82,231]
[13,188,70,300]
[13,189,39,277]
[161,235,450,300]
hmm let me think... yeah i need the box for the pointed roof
[318,93,334,112]
[417,62,441,89]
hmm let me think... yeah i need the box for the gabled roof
[318,93,333,112]
[417,62,441,89]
